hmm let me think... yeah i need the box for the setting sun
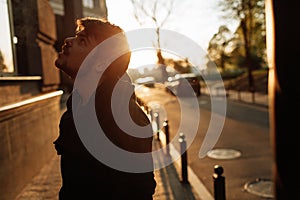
[128,50,157,70]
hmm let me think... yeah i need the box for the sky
[105,0,238,69]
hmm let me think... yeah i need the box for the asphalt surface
[136,84,272,200]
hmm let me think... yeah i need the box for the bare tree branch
[130,0,179,82]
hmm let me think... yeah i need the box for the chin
[54,59,63,69]
[55,55,66,68]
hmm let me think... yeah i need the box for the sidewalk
[15,132,202,200]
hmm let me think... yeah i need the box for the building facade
[50,0,108,92]
[0,0,107,199]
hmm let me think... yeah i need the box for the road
[136,85,273,200]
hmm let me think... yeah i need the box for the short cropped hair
[76,17,124,42]
[76,17,131,72]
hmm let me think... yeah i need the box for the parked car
[135,76,155,87]
[164,73,201,97]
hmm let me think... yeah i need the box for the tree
[207,25,232,71]
[130,0,177,82]
[164,58,193,74]
[217,0,266,92]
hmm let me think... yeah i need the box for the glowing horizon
[106,0,239,70]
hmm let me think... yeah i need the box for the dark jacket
[54,63,156,199]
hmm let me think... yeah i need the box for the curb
[158,130,214,200]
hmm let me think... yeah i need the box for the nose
[64,37,74,47]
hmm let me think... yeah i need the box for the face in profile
[55,28,99,79]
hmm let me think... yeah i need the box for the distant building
[49,0,107,50]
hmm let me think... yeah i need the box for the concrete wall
[0,78,41,107]
[0,90,62,200]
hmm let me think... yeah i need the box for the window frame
[0,0,17,76]
[83,0,94,9]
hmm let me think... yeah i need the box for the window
[83,0,94,8]
[0,0,16,74]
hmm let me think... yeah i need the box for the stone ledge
[0,90,63,200]
[0,90,63,112]
[0,76,42,81]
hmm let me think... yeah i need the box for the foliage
[207,25,233,70]
[224,68,268,94]
[164,58,193,74]
[221,68,245,79]
[207,0,266,91]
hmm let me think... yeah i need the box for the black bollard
[179,133,188,184]
[237,88,241,101]
[163,120,170,156]
[149,109,153,121]
[154,113,160,140]
[213,165,226,200]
